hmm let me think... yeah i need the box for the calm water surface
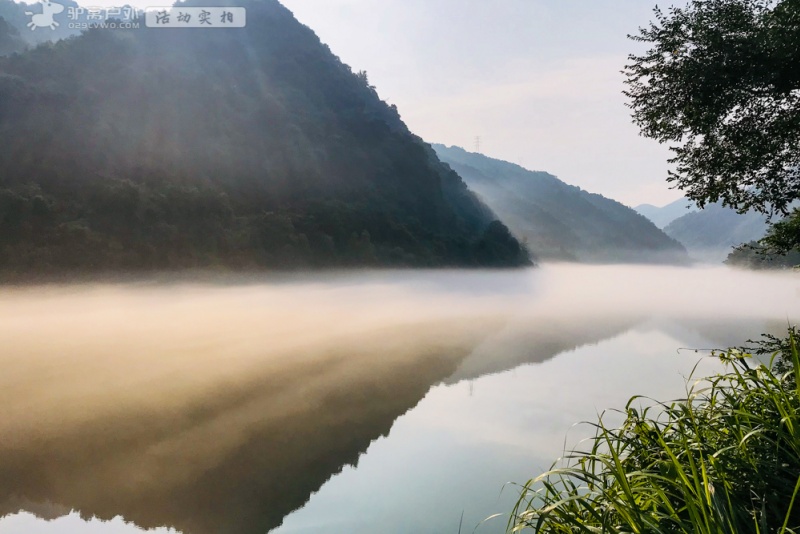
[0,265,797,533]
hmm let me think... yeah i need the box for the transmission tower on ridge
[474,136,481,153]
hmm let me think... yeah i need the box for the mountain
[636,195,779,264]
[662,203,770,263]
[0,0,530,274]
[433,145,687,263]
[634,197,696,229]
[0,0,82,47]
[0,17,25,55]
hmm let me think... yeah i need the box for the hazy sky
[278,0,686,207]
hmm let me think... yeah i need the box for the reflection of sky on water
[0,512,175,534]
[275,327,722,534]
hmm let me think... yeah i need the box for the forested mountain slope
[434,145,687,263]
[0,16,25,55]
[0,0,529,274]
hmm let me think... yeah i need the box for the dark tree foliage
[0,0,530,275]
[624,0,800,216]
[726,239,800,267]
[762,207,800,253]
[727,207,800,266]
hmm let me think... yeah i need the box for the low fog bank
[0,264,797,533]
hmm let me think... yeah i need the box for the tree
[355,70,375,90]
[760,206,800,254]
[726,235,800,267]
[624,0,800,216]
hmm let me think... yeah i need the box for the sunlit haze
[2,0,797,531]
[15,0,690,207]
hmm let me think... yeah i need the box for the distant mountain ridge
[663,203,770,263]
[634,196,777,263]
[433,145,687,263]
[0,0,530,274]
[634,198,696,229]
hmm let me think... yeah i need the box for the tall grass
[510,338,800,533]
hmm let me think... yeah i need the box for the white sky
[278,0,689,208]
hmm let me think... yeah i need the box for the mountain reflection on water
[0,265,797,534]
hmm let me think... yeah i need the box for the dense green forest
[434,145,687,263]
[0,0,530,274]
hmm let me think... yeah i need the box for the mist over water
[0,264,798,534]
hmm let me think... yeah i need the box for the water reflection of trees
[0,319,485,533]
[0,310,640,534]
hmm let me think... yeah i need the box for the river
[0,264,797,533]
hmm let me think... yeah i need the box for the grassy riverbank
[511,336,800,533]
